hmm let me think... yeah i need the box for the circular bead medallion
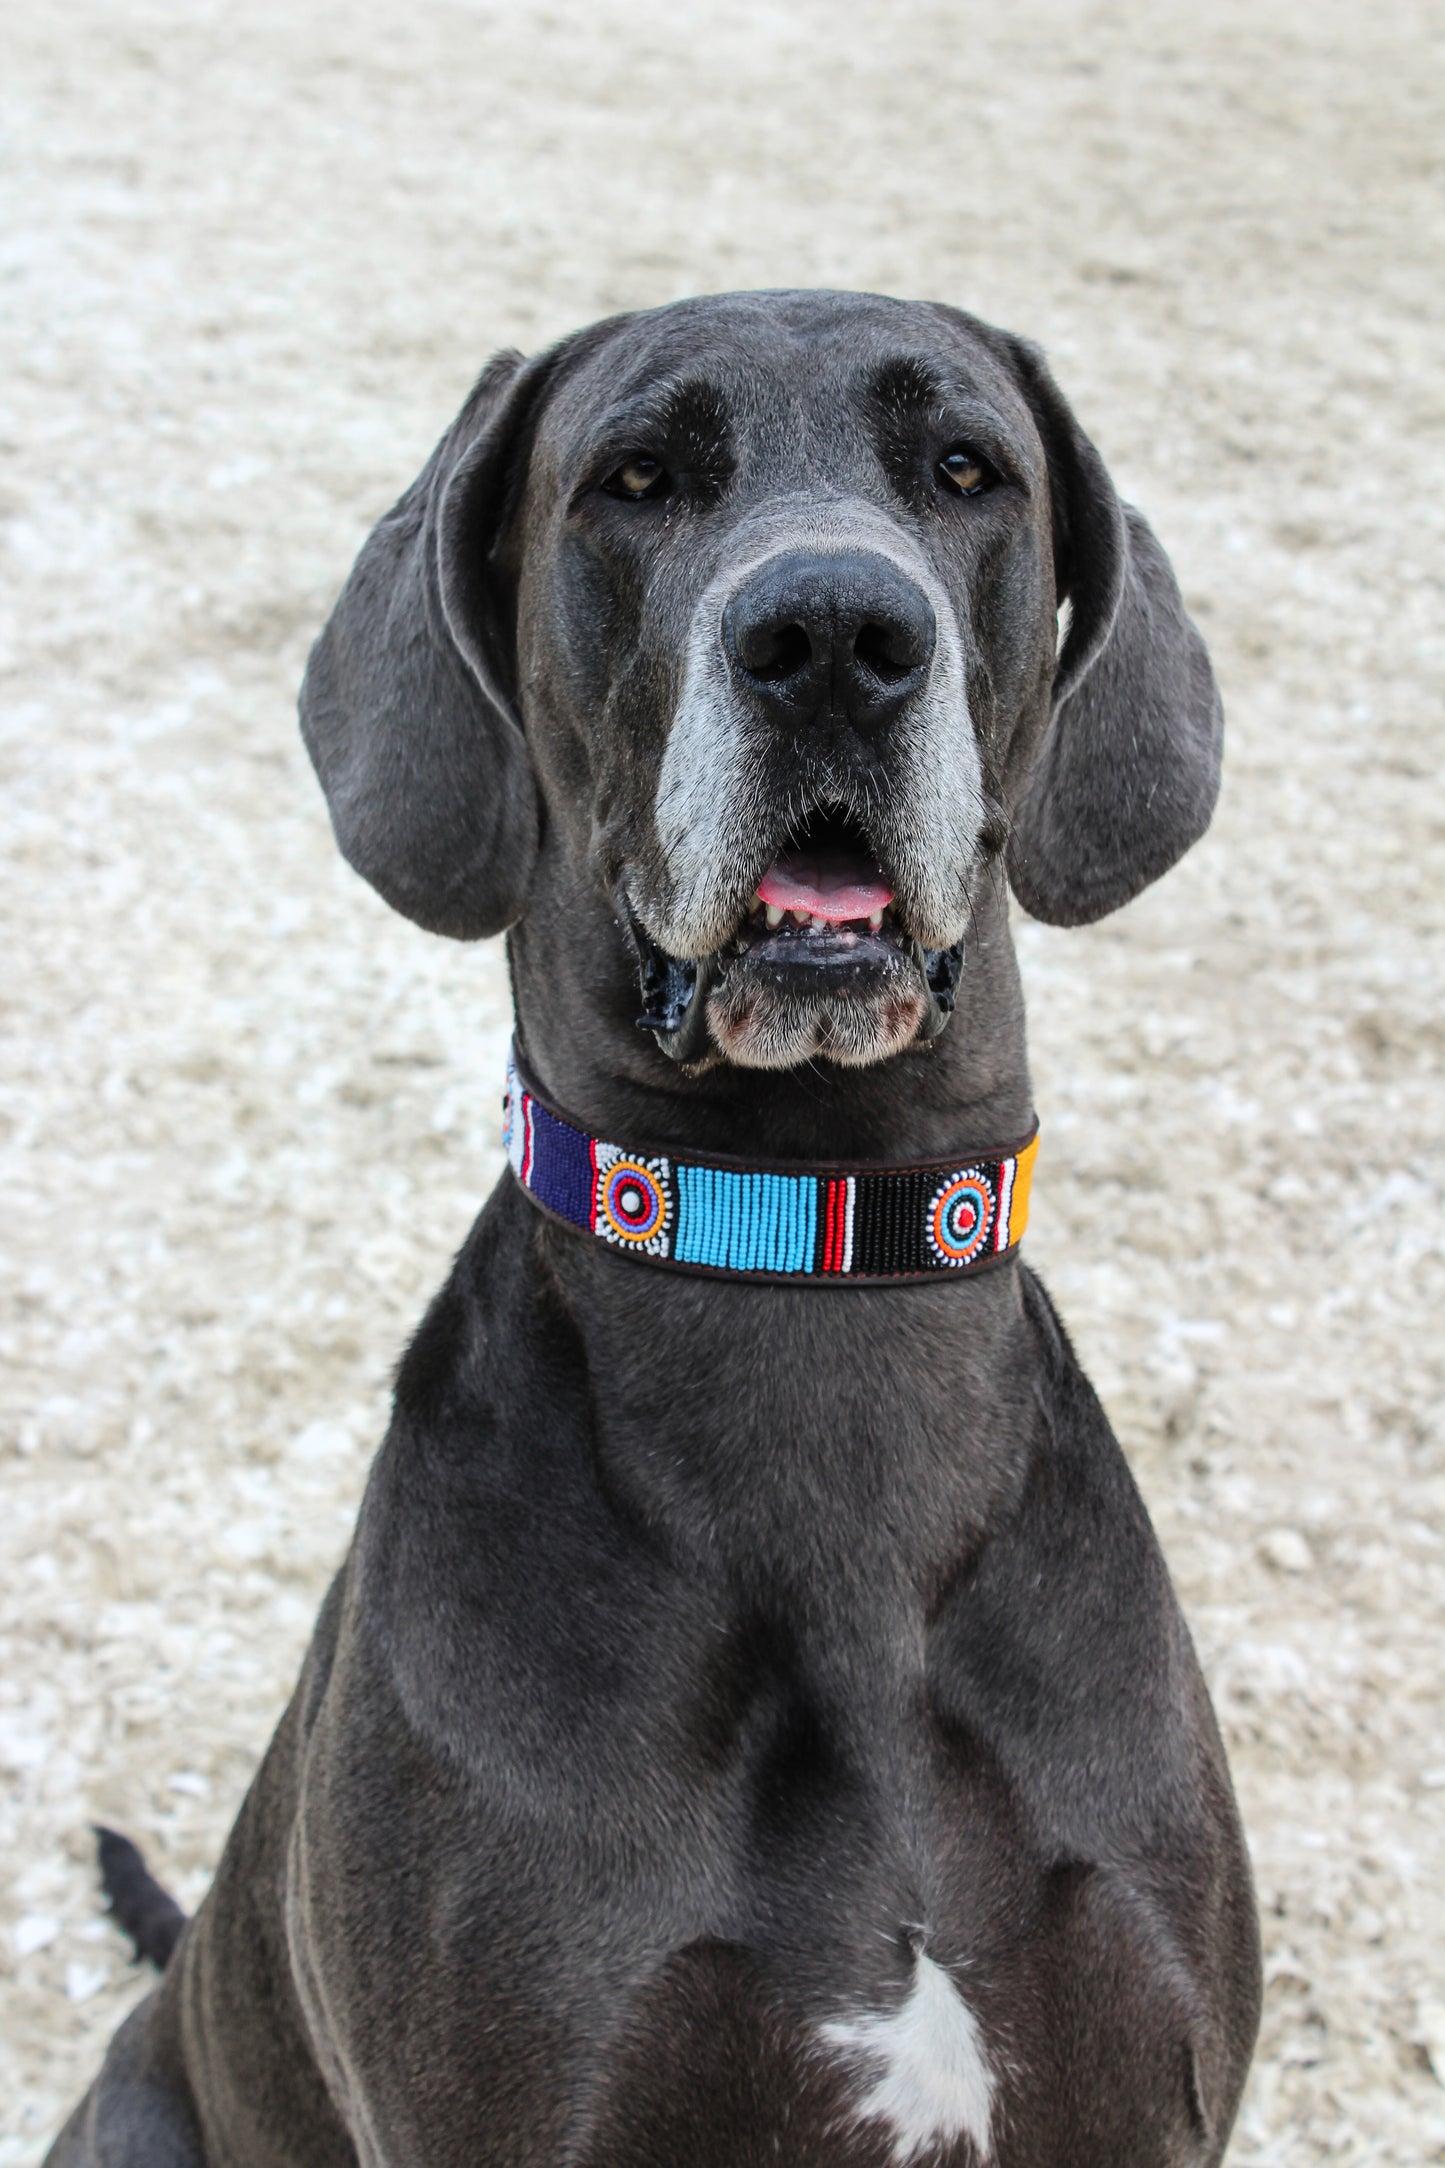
[600,1159,667,1243]
[927,1169,994,1266]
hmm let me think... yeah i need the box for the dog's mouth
[626,811,962,1069]
[727,817,903,969]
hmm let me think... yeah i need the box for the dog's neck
[508,869,1033,1164]
[502,865,1040,1593]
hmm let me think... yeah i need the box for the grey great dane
[49,289,1261,2166]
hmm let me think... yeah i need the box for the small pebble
[64,1963,109,2005]
[1416,1998,1445,2087]
[1260,1527,1314,1574]
[12,1915,61,1957]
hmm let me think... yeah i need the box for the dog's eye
[606,456,671,502]
[938,449,991,497]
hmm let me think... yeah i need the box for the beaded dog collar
[503,1047,1038,1287]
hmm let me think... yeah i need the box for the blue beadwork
[528,1099,596,1231]
[674,1165,817,1273]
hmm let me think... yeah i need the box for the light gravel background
[2,1,1442,2158]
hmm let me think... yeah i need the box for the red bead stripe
[823,1177,848,1273]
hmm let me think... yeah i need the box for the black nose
[722,549,936,733]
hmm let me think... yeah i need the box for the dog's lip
[757,846,893,924]
[725,898,911,967]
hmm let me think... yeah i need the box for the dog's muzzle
[630,532,984,1068]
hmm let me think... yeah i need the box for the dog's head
[301,292,1220,1072]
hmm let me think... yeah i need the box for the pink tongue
[757,850,894,923]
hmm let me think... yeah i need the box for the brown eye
[938,449,989,497]
[607,456,670,501]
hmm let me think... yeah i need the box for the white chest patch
[819,1951,996,2165]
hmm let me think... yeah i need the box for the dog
[48,289,1261,2166]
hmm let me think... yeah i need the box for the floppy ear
[1002,341,1223,927]
[299,345,565,939]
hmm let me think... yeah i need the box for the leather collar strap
[504,1047,1038,1287]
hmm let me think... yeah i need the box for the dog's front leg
[42,1987,206,2168]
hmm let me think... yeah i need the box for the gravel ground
[2,1,1442,2158]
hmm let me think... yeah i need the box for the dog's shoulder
[928,1264,1224,1845]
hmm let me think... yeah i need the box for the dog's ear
[299,344,568,939]
[1000,340,1223,927]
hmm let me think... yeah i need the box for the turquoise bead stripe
[675,1165,819,1273]
[797,1178,814,1271]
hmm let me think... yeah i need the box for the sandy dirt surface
[2,0,1442,2157]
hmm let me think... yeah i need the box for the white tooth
[790,908,808,925]
[810,914,827,931]
[765,903,784,929]
[867,908,883,931]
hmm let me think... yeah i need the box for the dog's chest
[316,1558,1040,2164]
[323,1590,1212,2165]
